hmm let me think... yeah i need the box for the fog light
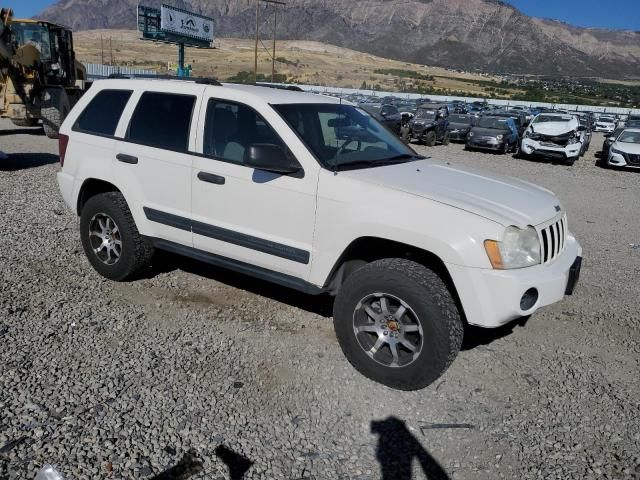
[520,288,538,311]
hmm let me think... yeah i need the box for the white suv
[57,78,582,390]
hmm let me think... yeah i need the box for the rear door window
[73,89,132,136]
[127,92,196,151]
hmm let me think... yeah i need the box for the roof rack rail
[107,73,222,86]
[254,82,304,92]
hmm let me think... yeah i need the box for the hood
[530,119,578,136]
[341,159,561,227]
[449,122,472,130]
[612,142,640,154]
[471,127,507,137]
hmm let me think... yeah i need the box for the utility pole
[109,37,113,66]
[100,35,104,64]
[254,0,259,83]
[254,0,286,84]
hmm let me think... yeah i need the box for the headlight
[496,135,503,141]
[611,148,624,155]
[484,226,541,269]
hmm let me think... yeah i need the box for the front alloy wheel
[353,293,423,368]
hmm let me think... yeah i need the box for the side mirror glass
[245,144,301,175]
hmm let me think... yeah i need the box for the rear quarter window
[73,89,132,136]
[126,92,196,152]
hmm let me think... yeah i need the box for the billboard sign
[161,5,214,43]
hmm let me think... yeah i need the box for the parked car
[490,110,528,137]
[626,114,640,128]
[521,113,586,165]
[594,116,616,133]
[56,78,583,390]
[360,103,403,136]
[466,116,519,154]
[607,128,640,169]
[600,127,625,160]
[447,114,475,142]
[404,103,450,146]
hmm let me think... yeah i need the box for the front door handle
[116,153,138,164]
[198,172,225,185]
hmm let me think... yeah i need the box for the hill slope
[38,0,640,78]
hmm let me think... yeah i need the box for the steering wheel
[337,137,362,156]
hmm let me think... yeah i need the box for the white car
[607,128,640,169]
[595,116,616,133]
[56,78,582,390]
[521,113,586,165]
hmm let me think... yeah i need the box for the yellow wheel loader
[0,8,88,138]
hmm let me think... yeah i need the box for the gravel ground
[1,118,639,480]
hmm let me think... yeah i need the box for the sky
[7,0,640,31]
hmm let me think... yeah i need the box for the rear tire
[424,131,437,147]
[333,258,464,390]
[42,88,70,139]
[80,192,154,281]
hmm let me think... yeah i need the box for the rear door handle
[198,172,225,185]
[116,153,138,164]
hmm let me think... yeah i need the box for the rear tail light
[58,134,69,167]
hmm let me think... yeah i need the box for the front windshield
[599,117,614,123]
[10,22,52,61]
[618,131,640,144]
[534,115,572,124]
[275,103,421,170]
[477,117,509,130]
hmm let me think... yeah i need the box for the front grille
[538,214,567,264]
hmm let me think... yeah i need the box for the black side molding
[143,207,310,264]
[151,238,325,295]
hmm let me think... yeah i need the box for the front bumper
[449,130,469,141]
[521,138,581,159]
[608,152,640,169]
[446,234,582,328]
[467,138,503,151]
[595,126,615,133]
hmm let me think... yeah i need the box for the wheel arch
[77,178,120,215]
[324,237,465,318]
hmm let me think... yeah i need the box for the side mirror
[245,144,301,175]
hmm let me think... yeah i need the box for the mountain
[37,0,640,79]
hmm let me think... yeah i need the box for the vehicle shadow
[0,127,44,136]
[372,416,451,480]
[0,153,59,170]
[461,317,529,351]
[146,251,334,318]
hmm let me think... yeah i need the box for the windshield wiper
[333,154,425,171]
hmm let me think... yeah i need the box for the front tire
[441,131,450,146]
[333,258,463,390]
[42,88,70,139]
[80,192,154,281]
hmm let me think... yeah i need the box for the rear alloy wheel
[333,258,463,390]
[424,131,437,147]
[80,192,154,281]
